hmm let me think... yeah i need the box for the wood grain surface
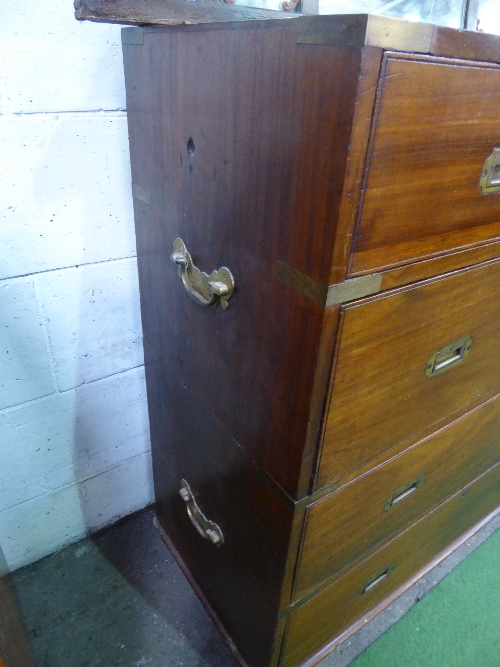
[282,459,500,667]
[145,343,294,667]
[328,45,383,286]
[430,23,500,62]
[352,220,500,276]
[352,53,500,273]
[376,235,500,290]
[120,16,500,667]
[319,258,500,489]
[297,505,500,667]
[296,391,500,600]
[123,26,361,498]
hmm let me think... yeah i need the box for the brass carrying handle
[179,479,224,545]
[171,238,234,310]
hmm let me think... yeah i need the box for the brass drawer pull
[384,473,426,511]
[360,564,394,596]
[179,479,224,545]
[171,238,235,310]
[479,148,500,195]
[425,335,473,379]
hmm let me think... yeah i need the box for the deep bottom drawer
[281,461,500,667]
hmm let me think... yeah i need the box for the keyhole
[187,138,195,157]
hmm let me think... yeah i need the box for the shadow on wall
[0,24,151,572]
[23,77,152,559]
[69,37,152,548]
[46,116,152,535]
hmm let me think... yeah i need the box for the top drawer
[351,53,500,276]
[318,258,500,489]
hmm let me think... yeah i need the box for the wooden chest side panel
[352,54,500,273]
[144,343,294,667]
[123,27,363,497]
[282,461,500,667]
[319,258,500,488]
[295,391,500,600]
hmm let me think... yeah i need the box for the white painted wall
[0,0,153,571]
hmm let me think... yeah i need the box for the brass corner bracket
[276,261,382,307]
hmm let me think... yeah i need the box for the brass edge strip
[257,465,338,511]
[278,584,320,619]
[365,14,433,53]
[121,26,144,45]
[295,14,433,52]
[326,273,382,306]
[296,14,369,46]
[277,261,382,306]
[294,481,339,511]
[132,183,150,205]
[276,261,328,305]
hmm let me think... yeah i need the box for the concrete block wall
[0,0,154,571]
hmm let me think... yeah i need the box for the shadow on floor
[11,507,237,667]
[10,506,500,667]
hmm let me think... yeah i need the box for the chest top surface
[76,0,500,63]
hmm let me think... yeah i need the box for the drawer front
[352,53,500,275]
[295,392,500,600]
[319,258,500,488]
[281,462,500,667]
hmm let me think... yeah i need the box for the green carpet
[351,528,500,667]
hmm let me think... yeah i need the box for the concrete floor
[10,507,500,667]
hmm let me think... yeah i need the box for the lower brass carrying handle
[171,238,234,310]
[179,479,224,545]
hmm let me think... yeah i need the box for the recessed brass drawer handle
[171,238,235,310]
[360,564,395,596]
[479,148,500,195]
[384,473,426,511]
[179,479,224,545]
[425,335,473,379]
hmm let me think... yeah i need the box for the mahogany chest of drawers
[77,4,500,665]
